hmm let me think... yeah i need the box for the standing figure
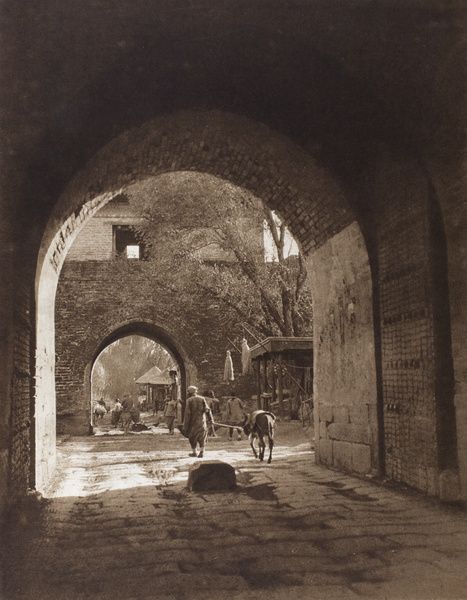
[203,390,220,437]
[138,393,147,412]
[227,394,245,441]
[120,394,139,431]
[182,386,213,458]
[111,398,123,428]
[164,396,181,435]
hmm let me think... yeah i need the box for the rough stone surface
[311,223,378,478]
[187,460,237,492]
[2,422,465,600]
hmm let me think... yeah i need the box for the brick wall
[55,259,256,433]
[0,253,35,527]
[66,195,140,261]
[9,263,34,499]
[379,200,438,493]
[429,156,467,500]
[312,152,462,500]
[374,156,459,498]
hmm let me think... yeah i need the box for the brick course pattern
[375,160,457,497]
[10,271,33,498]
[47,111,353,276]
[55,260,255,433]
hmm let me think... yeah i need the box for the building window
[113,225,145,259]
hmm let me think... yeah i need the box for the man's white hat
[187,385,198,394]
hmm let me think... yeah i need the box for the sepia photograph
[0,1,466,599]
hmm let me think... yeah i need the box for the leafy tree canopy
[128,172,313,339]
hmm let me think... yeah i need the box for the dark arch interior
[41,38,385,195]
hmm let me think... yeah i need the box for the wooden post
[277,353,285,420]
[272,360,277,407]
[263,356,268,410]
[256,360,262,410]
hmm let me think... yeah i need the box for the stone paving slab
[2,422,466,600]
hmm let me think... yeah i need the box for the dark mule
[242,410,276,464]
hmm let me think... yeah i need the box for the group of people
[95,395,159,429]
[94,387,247,458]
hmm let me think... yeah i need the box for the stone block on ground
[187,460,236,492]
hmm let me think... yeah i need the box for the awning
[135,366,173,386]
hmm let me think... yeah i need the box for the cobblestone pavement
[3,419,466,600]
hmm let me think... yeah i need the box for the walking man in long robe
[182,386,213,458]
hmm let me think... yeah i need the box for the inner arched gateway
[90,334,181,427]
[63,323,192,436]
[35,109,378,493]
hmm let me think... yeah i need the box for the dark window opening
[114,225,145,260]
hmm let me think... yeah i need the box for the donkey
[242,410,276,464]
[93,402,107,422]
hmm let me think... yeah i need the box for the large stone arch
[1,0,464,523]
[35,109,378,493]
[90,321,194,380]
[38,110,354,269]
[54,265,240,435]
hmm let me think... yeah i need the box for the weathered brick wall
[0,232,14,517]
[55,259,255,433]
[0,267,34,600]
[379,202,437,492]
[66,195,140,261]
[66,217,114,261]
[312,151,462,500]
[373,156,459,498]
[9,262,34,501]
[429,156,467,500]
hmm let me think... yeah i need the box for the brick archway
[1,0,464,520]
[35,109,378,493]
[56,320,196,436]
[38,110,354,274]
